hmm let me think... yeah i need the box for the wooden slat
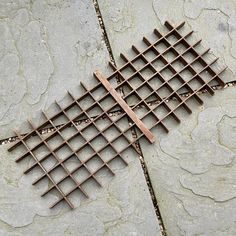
[94,70,155,144]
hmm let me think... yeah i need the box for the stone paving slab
[0,0,109,140]
[140,86,236,236]
[98,1,236,235]
[0,1,162,235]
[0,138,160,235]
[98,0,235,84]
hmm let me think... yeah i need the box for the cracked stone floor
[0,0,236,235]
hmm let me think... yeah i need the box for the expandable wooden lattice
[8,21,226,209]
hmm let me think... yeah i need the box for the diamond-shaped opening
[136,84,153,100]
[81,125,99,140]
[180,68,194,82]
[25,134,42,149]
[141,112,157,129]
[124,129,135,143]
[157,85,172,99]
[128,75,144,89]
[51,113,69,127]
[99,96,117,111]
[77,145,95,163]
[60,126,77,140]
[72,165,91,183]
[73,113,88,125]
[86,155,104,172]
[148,75,164,90]
[58,177,77,194]
[99,146,117,162]
[148,122,167,137]
[90,134,107,152]
[63,155,81,172]
[50,166,68,182]
[112,136,130,153]
[33,145,51,161]
[121,80,134,98]
[145,92,160,103]
[199,69,213,83]
[166,34,179,45]
[91,86,107,101]
[103,125,121,142]
[191,60,205,73]
[154,41,168,53]
[140,66,154,79]
[176,83,191,95]
[208,78,221,87]
[160,67,175,80]
[120,65,135,79]
[77,94,94,110]
[67,183,88,204]
[40,155,57,172]
[65,103,82,120]
[174,43,188,54]
[47,134,64,150]
[132,57,147,70]
[68,135,86,152]
[171,59,186,72]
[184,94,201,108]
[106,155,127,170]
[108,71,119,84]
[134,103,150,119]
[143,48,158,61]
[183,51,196,64]
[94,115,112,131]
[168,77,184,90]
[188,78,204,91]
[200,52,216,64]
[163,50,176,63]
[165,98,182,110]
[123,86,142,105]
[153,103,170,120]
[112,115,130,133]
[86,104,103,117]
[151,58,166,71]
[55,145,73,161]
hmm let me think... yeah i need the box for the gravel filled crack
[1,80,235,146]
[93,0,116,68]
[130,127,167,236]
[92,1,171,231]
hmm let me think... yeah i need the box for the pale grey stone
[97,0,161,66]
[139,87,236,236]
[98,3,236,233]
[0,0,109,139]
[0,143,60,228]
[98,0,234,84]
[0,135,160,235]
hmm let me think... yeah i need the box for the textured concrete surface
[1,0,236,235]
[0,1,162,235]
[98,1,236,235]
[0,0,109,139]
[0,140,160,235]
[98,0,234,84]
[140,87,236,236]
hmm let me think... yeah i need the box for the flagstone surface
[98,1,236,235]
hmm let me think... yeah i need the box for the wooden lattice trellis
[8,21,226,209]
